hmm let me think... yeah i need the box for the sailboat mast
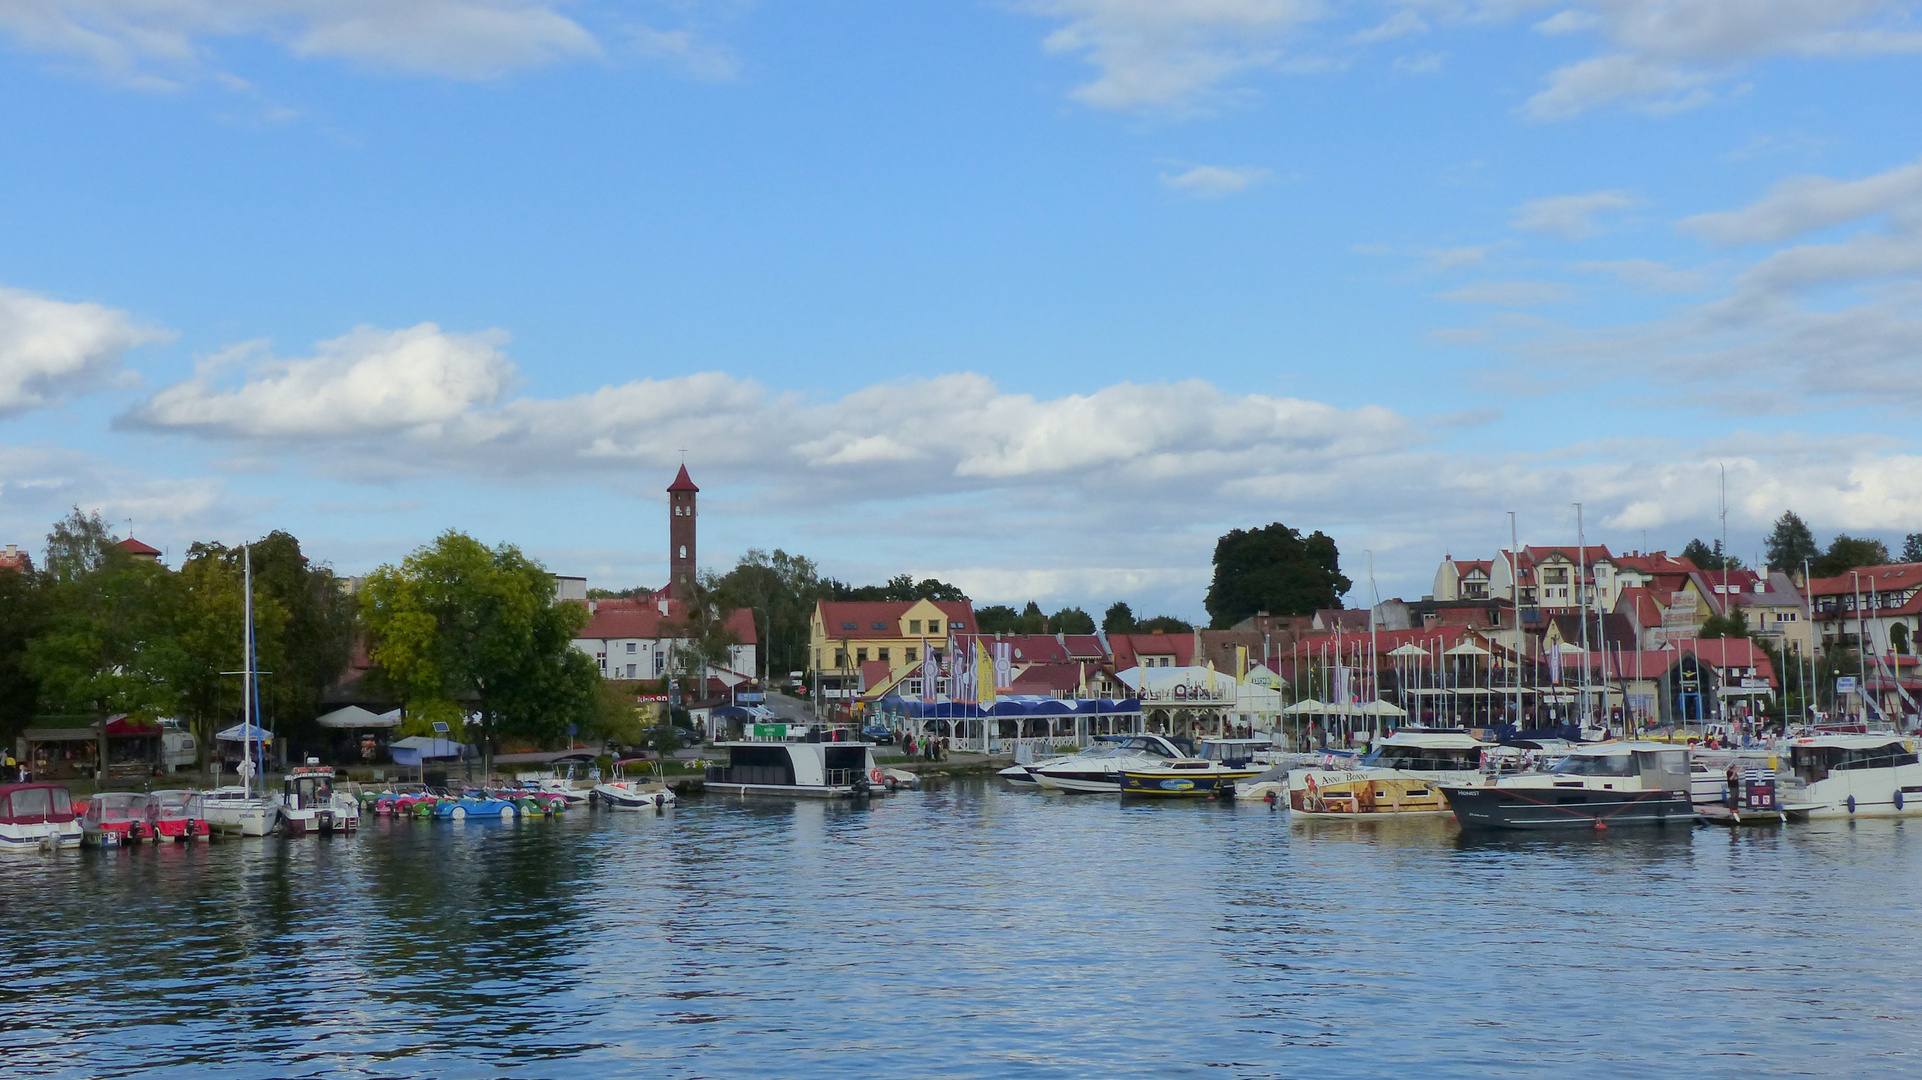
[1509,511,1522,730]
[242,544,255,800]
[1576,504,1590,726]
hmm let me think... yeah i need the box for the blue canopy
[875,697,1142,719]
[215,722,273,742]
[389,736,466,766]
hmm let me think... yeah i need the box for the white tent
[1282,698,1328,714]
[315,705,398,729]
[1358,699,1409,717]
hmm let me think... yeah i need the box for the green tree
[168,545,288,769]
[1903,533,1922,564]
[1814,534,1891,578]
[713,548,823,680]
[1698,608,1750,639]
[0,565,47,742]
[1048,606,1096,634]
[1893,622,1911,655]
[1766,511,1821,570]
[26,522,185,722]
[975,605,1019,634]
[360,531,597,778]
[580,679,649,747]
[1014,601,1048,634]
[44,507,117,584]
[1102,602,1136,635]
[1681,538,1744,572]
[662,575,743,700]
[1137,615,1195,634]
[1204,523,1351,629]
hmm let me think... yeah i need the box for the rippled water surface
[5,779,1921,1078]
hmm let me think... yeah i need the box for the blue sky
[3,1,1922,618]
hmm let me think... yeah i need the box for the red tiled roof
[860,659,893,692]
[118,537,160,556]
[579,602,757,644]
[1062,634,1108,659]
[1108,632,1196,670]
[998,635,1069,664]
[817,600,976,638]
[1808,563,1922,607]
[1009,663,1084,694]
[667,465,699,493]
[1615,586,1666,627]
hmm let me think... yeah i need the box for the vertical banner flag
[978,639,998,706]
[993,641,1013,690]
[1548,642,1563,685]
[922,644,938,703]
[1235,645,1248,683]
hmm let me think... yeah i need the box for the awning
[104,714,161,736]
[216,722,273,742]
[316,705,399,730]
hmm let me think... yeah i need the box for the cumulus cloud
[1512,190,1640,239]
[1159,163,1275,197]
[1522,0,1922,120]
[1027,0,1324,110]
[0,441,230,554]
[0,286,168,418]
[119,323,516,438]
[0,0,601,87]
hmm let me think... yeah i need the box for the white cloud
[0,441,230,555]
[1512,190,1640,239]
[120,323,516,438]
[1436,280,1573,306]
[1027,0,1325,110]
[1159,163,1275,197]
[629,25,738,81]
[1522,0,1922,120]
[1571,258,1709,292]
[1680,156,1922,245]
[1353,9,1427,43]
[1393,51,1446,74]
[0,0,601,87]
[0,286,168,418]
[1423,244,1497,270]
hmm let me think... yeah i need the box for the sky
[3,1,1922,620]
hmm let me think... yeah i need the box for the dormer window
[929,620,942,634]
[909,619,922,634]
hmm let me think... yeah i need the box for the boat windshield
[93,794,147,821]
[1553,753,1636,777]
[156,791,203,818]
[1117,738,1178,758]
[5,787,70,818]
[1378,746,1481,771]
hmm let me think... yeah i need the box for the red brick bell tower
[668,464,699,601]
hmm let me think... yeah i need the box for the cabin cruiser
[999,741,1111,788]
[705,737,893,799]
[1287,730,1488,817]
[592,759,678,810]
[82,792,157,846]
[201,786,280,836]
[1030,735,1192,793]
[0,783,84,852]
[277,763,360,836]
[1441,742,1694,830]
[1779,735,1922,818]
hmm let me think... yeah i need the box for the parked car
[861,725,895,745]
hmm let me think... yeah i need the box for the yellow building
[809,599,977,707]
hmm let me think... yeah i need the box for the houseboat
[1780,735,1922,818]
[704,734,891,799]
[1287,730,1489,818]
[1441,742,1694,830]
[0,783,84,852]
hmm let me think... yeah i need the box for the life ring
[869,767,885,784]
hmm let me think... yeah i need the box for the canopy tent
[1444,642,1491,656]
[1358,699,1409,717]
[1281,699,1328,714]
[316,705,399,730]
[389,736,466,767]
[215,722,273,742]
[1387,643,1432,658]
[103,714,161,736]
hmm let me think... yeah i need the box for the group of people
[899,733,949,761]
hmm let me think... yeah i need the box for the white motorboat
[0,783,84,852]
[1780,735,1922,818]
[1441,742,1695,830]
[592,760,678,810]
[521,761,596,806]
[1285,730,1488,817]
[277,763,360,836]
[200,786,280,836]
[704,737,894,798]
[1029,735,1190,793]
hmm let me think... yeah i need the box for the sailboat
[200,545,282,837]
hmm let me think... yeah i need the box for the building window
[655,654,665,675]
[929,620,942,634]
[596,652,606,671]
[835,650,849,668]
[856,648,869,663]
[879,648,890,663]
[679,545,687,558]
[936,678,949,695]
[626,642,637,653]
[907,678,923,696]
[909,619,922,634]
[626,664,637,678]
[905,647,918,663]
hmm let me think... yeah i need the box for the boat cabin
[1551,743,1690,791]
[1790,737,1920,785]
[705,733,884,797]
[283,764,338,810]
[0,783,76,825]
[1368,731,1485,772]
[1198,739,1269,768]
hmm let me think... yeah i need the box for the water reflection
[4,783,1922,1078]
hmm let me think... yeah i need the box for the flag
[922,643,938,703]
[1548,642,1563,685]
[1235,645,1248,684]
[993,640,1013,690]
[978,639,997,706]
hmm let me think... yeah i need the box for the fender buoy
[1896,791,1905,811]
[869,767,885,784]
[1847,795,1857,815]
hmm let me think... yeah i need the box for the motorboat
[1441,742,1694,830]
[593,758,679,810]
[1286,730,1488,818]
[1779,735,1922,818]
[0,783,84,852]
[152,790,213,841]
[277,763,360,836]
[521,761,596,806]
[1120,757,1263,797]
[703,737,893,799]
[82,792,157,846]
[1029,735,1192,793]
[201,786,280,836]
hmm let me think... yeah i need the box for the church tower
[667,464,699,601]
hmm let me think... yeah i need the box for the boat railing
[824,768,863,787]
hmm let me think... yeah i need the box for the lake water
[4,779,1920,1079]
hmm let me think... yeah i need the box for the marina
[6,775,1922,1079]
